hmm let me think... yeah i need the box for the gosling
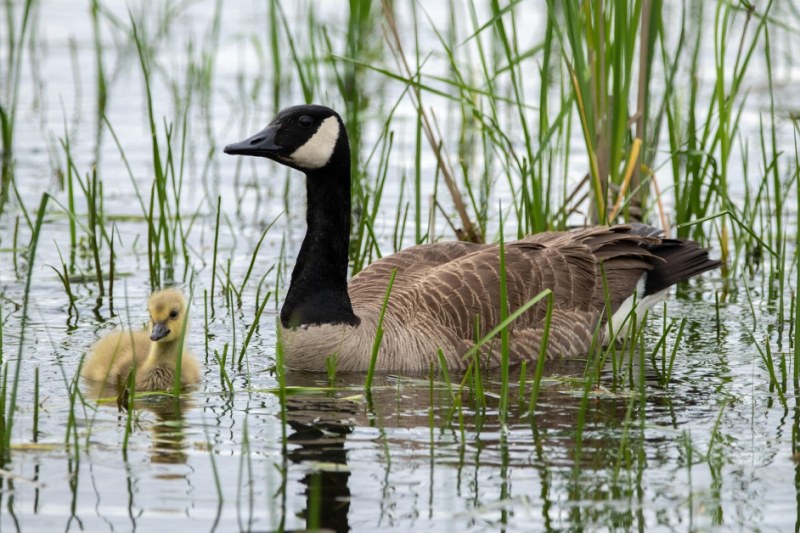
[82,289,201,392]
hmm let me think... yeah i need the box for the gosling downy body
[224,105,720,373]
[82,289,201,391]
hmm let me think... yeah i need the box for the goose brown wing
[405,239,601,340]
[526,226,660,313]
[348,241,482,307]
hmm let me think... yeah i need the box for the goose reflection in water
[280,357,679,532]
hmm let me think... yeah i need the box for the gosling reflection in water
[84,380,195,467]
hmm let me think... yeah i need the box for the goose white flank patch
[224,104,721,373]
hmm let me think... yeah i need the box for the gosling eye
[297,115,314,128]
[169,309,179,319]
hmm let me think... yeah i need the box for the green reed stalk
[215,344,233,392]
[461,289,553,363]
[0,365,6,459]
[489,0,544,232]
[436,348,454,399]
[352,131,390,273]
[146,174,160,287]
[365,268,397,393]
[204,289,209,359]
[267,0,282,111]
[2,193,48,464]
[762,24,784,303]
[227,289,237,368]
[120,363,138,453]
[796,160,800,388]
[0,0,37,214]
[88,168,105,295]
[275,329,288,452]
[237,213,281,303]
[470,344,486,411]
[414,109,422,243]
[108,227,117,311]
[104,116,147,215]
[275,1,312,102]
[325,354,337,387]
[664,318,686,386]
[238,291,271,366]
[597,263,618,381]
[132,16,178,286]
[528,292,553,414]
[341,0,375,200]
[12,216,19,277]
[428,360,435,444]
[50,246,79,323]
[236,418,251,531]
[392,185,409,252]
[201,414,225,514]
[61,128,77,270]
[90,0,107,163]
[65,366,82,464]
[211,196,221,311]
[517,360,527,403]
[611,377,638,485]
[32,367,38,443]
[498,210,510,422]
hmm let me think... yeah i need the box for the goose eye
[298,115,314,128]
[169,309,179,319]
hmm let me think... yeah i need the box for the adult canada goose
[224,104,720,373]
[82,289,201,391]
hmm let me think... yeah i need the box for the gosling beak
[150,321,170,342]
[224,124,282,158]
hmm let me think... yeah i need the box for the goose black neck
[281,132,359,328]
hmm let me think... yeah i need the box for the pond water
[1,0,799,531]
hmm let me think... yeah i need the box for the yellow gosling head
[147,289,187,343]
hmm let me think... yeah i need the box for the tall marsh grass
[0,0,37,215]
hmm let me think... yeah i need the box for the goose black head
[224,105,345,172]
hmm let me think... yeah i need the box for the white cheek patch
[289,116,340,169]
